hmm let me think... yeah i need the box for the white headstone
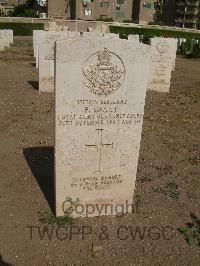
[88,24,108,34]
[97,24,108,33]
[33,30,44,58]
[0,30,10,47]
[36,31,72,68]
[148,37,177,92]
[128,35,140,42]
[55,37,151,217]
[45,21,60,31]
[39,32,80,92]
[34,30,46,65]
[8,30,13,45]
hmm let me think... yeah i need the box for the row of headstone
[32,30,178,218]
[0,30,13,51]
[44,21,69,32]
[34,29,177,94]
[33,30,120,92]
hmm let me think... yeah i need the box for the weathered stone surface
[148,37,177,92]
[55,37,151,217]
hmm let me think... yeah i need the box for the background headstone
[39,31,80,92]
[8,30,13,45]
[36,31,73,68]
[148,37,177,92]
[83,32,104,37]
[104,33,119,38]
[88,24,109,34]
[128,35,140,42]
[0,30,10,47]
[33,30,44,58]
[45,21,62,31]
[97,24,108,33]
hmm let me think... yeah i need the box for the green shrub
[9,0,38,18]
[180,40,193,57]
[0,22,44,36]
[180,40,200,58]
[109,25,200,57]
[193,43,200,58]
[109,25,200,41]
[11,6,39,17]
[178,213,200,246]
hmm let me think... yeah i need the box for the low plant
[38,210,74,225]
[137,174,152,183]
[153,181,180,200]
[135,195,144,205]
[38,197,80,225]
[178,213,200,246]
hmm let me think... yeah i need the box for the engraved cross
[85,129,113,173]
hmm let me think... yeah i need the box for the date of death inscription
[57,99,143,127]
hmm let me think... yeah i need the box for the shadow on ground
[23,146,55,214]
[27,80,39,91]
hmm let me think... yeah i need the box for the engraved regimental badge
[83,48,125,96]
[156,41,168,54]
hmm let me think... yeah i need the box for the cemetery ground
[0,36,200,266]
